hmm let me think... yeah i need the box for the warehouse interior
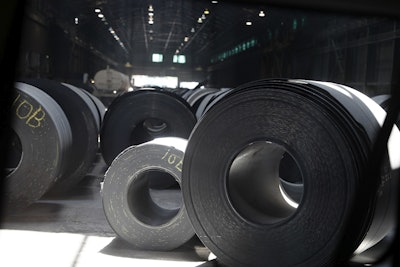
[9,0,400,95]
[1,0,400,266]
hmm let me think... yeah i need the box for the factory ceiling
[34,0,275,68]
[22,0,400,72]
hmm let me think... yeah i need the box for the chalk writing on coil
[13,93,46,128]
[161,148,183,172]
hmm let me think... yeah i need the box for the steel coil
[4,82,72,213]
[23,79,98,194]
[100,89,197,165]
[102,137,194,250]
[182,79,400,266]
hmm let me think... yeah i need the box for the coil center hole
[129,118,168,145]
[128,169,182,226]
[228,141,303,224]
[5,129,23,177]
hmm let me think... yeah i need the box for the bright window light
[152,53,163,63]
[179,81,199,89]
[132,75,178,88]
[173,55,186,64]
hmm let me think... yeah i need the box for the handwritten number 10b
[13,93,46,128]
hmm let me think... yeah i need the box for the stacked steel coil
[4,79,105,213]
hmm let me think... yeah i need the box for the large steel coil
[195,88,231,119]
[62,82,103,132]
[4,82,72,213]
[100,89,197,166]
[23,79,99,194]
[182,79,400,266]
[102,137,194,250]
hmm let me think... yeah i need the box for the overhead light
[110,30,115,34]
[211,0,218,4]
[184,36,189,42]
[74,17,79,25]
[149,20,154,25]
[191,27,195,33]
[149,12,154,16]
[259,10,265,17]
[246,21,252,26]
[176,49,180,54]
[97,13,104,18]
[148,5,154,11]
[204,9,210,15]
[94,8,101,13]
[149,29,154,33]
[201,14,206,20]
[197,18,203,23]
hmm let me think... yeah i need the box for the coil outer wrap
[102,137,194,251]
[100,89,197,165]
[182,79,400,266]
[22,79,99,193]
[4,83,72,212]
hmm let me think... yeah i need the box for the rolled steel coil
[186,88,219,108]
[23,79,98,194]
[102,137,194,250]
[182,79,400,266]
[62,83,103,132]
[195,88,231,119]
[100,89,197,166]
[4,82,72,213]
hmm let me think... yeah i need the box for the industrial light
[148,5,154,11]
[149,20,154,25]
[259,10,265,17]
[201,14,206,20]
[184,36,189,42]
[97,13,104,18]
[173,55,186,64]
[204,9,210,15]
[211,0,218,3]
[149,12,154,16]
[197,18,203,23]
[246,21,252,26]
[191,27,195,33]
[152,53,163,63]
[94,8,101,13]
[74,17,79,25]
